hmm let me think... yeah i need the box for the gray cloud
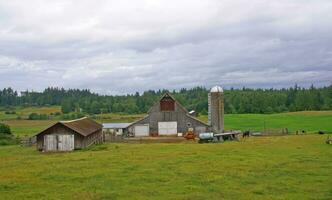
[0,0,331,94]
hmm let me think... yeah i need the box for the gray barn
[35,117,103,151]
[127,93,210,136]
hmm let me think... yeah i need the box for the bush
[0,123,12,135]
[28,113,49,120]
[264,106,274,114]
[28,113,40,120]
[54,112,61,116]
[39,114,49,120]
[5,111,16,114]
[61,113,86,120]
[200,109,208,115]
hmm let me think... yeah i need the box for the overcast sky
[0,0,331,94]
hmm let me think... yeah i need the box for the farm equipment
[198,133,217,143]
[184,129,196,140]
[198,131,241,143]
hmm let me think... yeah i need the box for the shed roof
[36,117,102,137]
[103,123,132,129]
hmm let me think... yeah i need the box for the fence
[262,128,289,136]
[21,136,36,146]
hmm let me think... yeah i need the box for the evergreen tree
[61,99,73,114]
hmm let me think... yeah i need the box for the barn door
[58,135,74,151]
[44,134,74,151]
[44,135,57,151]
[158,122,177,135]
[134,125,149,137]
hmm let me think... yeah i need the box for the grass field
[0,106,61,120]
[1,108,332,199]
[0,135,331,199]
[199,111,332,133]
[3,120,56,138]
[1,109,331,137]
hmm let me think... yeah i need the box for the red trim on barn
[160,96,175,111]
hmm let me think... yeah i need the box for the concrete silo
[208,86,224,133]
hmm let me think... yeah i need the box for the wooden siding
[36,123,102,151]
[160,97,175,111]
[128,96,209,135]
[44,134,74,151]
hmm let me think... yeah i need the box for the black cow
[243,131,250,138]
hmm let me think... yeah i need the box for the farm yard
[0,108,332,199]
[1,0,332,199]
[0,135,331,199]
[1,106,332,137]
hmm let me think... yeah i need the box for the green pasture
[1,107,332,137]
[2,120,56,138]
[0,135,331,199]
[199,111,332,133]
[0,106,61,120]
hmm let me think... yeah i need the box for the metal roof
[102,123,132,129]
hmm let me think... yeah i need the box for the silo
[208,86,224,133]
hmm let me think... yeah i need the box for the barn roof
[35,117,102,137]
[126,115,149,128]
[186,113,209,126]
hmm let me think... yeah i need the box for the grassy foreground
[0,135,331,200]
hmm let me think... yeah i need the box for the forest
[0,84,331,115]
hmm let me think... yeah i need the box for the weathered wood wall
[82,130,103,147]
[36,124,103,151]
[128,97,209,135]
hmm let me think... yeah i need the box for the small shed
[35,117,103,152]
[102,123,132,141]
[103,123,131,136]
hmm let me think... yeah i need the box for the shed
[35,117,103,151]
[103,123,131,136]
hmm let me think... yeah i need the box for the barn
[127,93,210,136]
[35,117,103,151]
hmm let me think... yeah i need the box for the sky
[0,0,331,94]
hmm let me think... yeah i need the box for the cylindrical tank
[208,86,224,133]
[199,132,214,140]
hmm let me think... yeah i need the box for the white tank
[208,85,224,133]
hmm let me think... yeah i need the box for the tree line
[0,84,331,115]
